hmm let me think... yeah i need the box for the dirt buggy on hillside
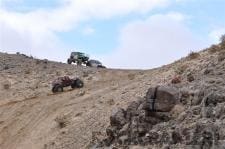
[52,76,84,93]
[67,52,89,65]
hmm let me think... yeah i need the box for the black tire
[97,65,106,68]
[67,59,72,64]
[77,60,82,65]
[86,62,91,67]
[71,81,77,89]
[74,79,84,88]
[52,85,63,93]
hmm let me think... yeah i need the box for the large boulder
[145,86,179,112]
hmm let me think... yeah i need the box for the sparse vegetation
[3,65,9,70]
[55,115,69,128]
[35,59,41,65]
[128,73,135,80]
[187,72,195,82]
[171,75,181,84]
[25,69,31,74]
[220,34,225,43]
[3,82,11,90]
[174,64,188,75]
[187,51,200,59]
[43,65,47,69]
[218,51,225,62]
[43,59,48,64]
[208,44,220,53]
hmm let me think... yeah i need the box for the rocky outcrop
[95,86,180,147]
[94,84,225,149]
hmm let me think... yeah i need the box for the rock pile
[95,86,180,147]
[94,85,225,149]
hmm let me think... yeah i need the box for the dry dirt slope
[0,43,225,149]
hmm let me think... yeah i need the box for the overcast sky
[0,0,225,69]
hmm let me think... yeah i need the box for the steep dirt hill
[0,42,225,149]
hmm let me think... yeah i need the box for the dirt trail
[0,59,145,149]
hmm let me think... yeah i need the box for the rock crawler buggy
[52,76,84,93]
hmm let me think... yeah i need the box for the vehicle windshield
[71,52,89,57]
[80,53,89,57]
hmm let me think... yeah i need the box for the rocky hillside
[0,41,225,149]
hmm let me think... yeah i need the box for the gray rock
[110,108,127,128]
[154,86,179,112]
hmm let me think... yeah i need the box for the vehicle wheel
[74,79,84,88]
[52,85,63,93]
[97,65,106,68]
[67,59,72,64]
[71,81,76,89]
[77,60,82,65]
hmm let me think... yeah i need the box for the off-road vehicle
[86,59,106,68]
[52,76,84,93]
[67,52,89,65]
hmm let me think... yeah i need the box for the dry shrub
[25,69,31,74]
[128,73,135,80]
[218,51,225,62]
[78,91,86,96]
[3,82,11,90]
[174,64,188,75]
[43,65,47,69]
[107,98,115,106]
[43,59,48,64]
[208,45,220,54]
[187,72,195,82]
[187,51,200,60]
[171,75,182,84]
[3,65,9,70]
[55,114,69,128]
[220,34,225,43]
[55,71,61,76]
[35,59,41,65]
[83,71,89,78]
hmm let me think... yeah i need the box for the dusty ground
[0,43,225,149]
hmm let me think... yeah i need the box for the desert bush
[55,71,61,76]
[55,115,69,128]
[3,81,11,90]
[220,34,225,43]
[43,59,48,64]
[187,51,200,60]
[128,73,135,80]
[3,65,9,70]
[83,71,89,78]
[220,34,225,50]
[171,75,182,84]
[35,59,41,65]
[218,51,225,62]
[208,45,220,54]
[174,64,188,75]
[25,69,31,74]
[43,65,47,69]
